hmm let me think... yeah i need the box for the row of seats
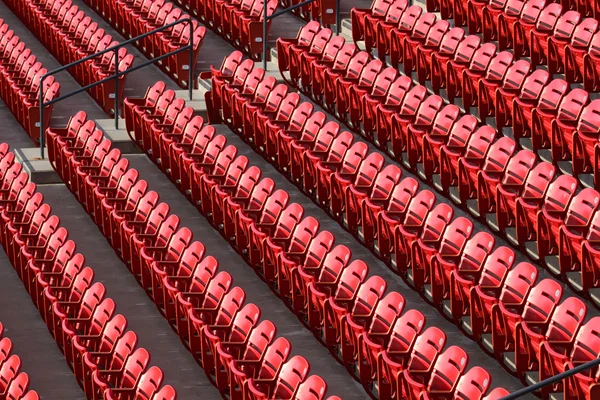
[0,19,59,143]
[119,80,512,400]
[82,0,206,88]
[351,0,600,92]
[168,0,278,58]
[426,0,599,42]
[0,144,176,399]
[279,0,338,25]
[200,53,600,399]
[278,22,600,183]
[274,24,600,293]
[3,0,134,115]
[45,112,338,400]
[0,323,40,400]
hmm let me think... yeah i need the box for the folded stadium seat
[493,60,532,130]
[348,66,397,130]
[0,336,39,399]
[307,257,366,336]
[401,345,468,400]
[528,77,571,151]
[401,13,438,75]
[370,76,412,148]
[246,355,309,399]
[293,375,328,400]
[445,366,491,400]
[367,177,419,254]
[310,42,357,105]
[380,189,434,272]
[330,152,385,221]
[495,162,556,233]
[201,302,261,379]
[237,188,288,258]
[490,278,562,362]
[286,27,332,91]
[469,262,537,343]
[538,316,600,398]
[103,366,167,400]
[314,140,367,207]
[430,231,495,310]
[374,310,425,399]
[345,164,402,234]
[276,109,324,171]
[408,204,456,291]
[301,35,346,98]
[353,66,395,133]
[557,188,600,274]
[0,355,21,395]
[514,297,587,378]
[446,35,482,103]
[481,0,508,42]
[477,53,521,119]
[366,0,409,54]
[352,0,398,45]
[342,291,405,371]
[448,245,515,326]
[571,99,600,178]
[327,52,371,118]
[229,337,290,400]
[454,128,502,205]
[512,0,547,57]
[276,21,320,84]
[583,31,600,91]
[295,122,344,190]
[412,20,451,83]
[404,96,447,167]
[215,319,276,392]
[547,11,583,75]
[549,89,590,164]
[564,18,599,84]
[387,6,424,68]
[477,148,535,217]
[530,4,564,66]
[427,27,466,91]
[461,43,499,110]
[514,173,575,248]
[392,326,446,400]
[496,0,528,51]
[423,115,477,184]
[322,275,387,354]
[389,85,428,158]
[372,1,410,63]
[508,70,550,141]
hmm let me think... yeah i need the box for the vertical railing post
[39,75,45,159]
[114,48,120,129]
[263,0,268,70]
[189,19,194,100]
[335,0,340,35]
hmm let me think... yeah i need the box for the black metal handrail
[262,0,341,69]
[500,357,600,399]
[39,17,196,159]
